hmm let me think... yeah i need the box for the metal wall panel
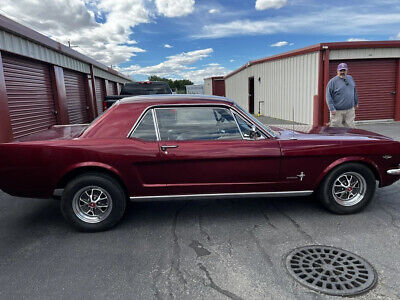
[95,77,106,115]
[203,78,212,95]
[330,48,400,60]
[0,30,90,74]
[64,69,90,124]
[2,54,57,138]
[93,67,131,84]
[329,59,396,121]
[226,52,320,124]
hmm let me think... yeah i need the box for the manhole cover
[286,245,377,296]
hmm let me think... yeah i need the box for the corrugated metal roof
[0,14,132,82]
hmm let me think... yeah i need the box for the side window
[155,107,242,141]
[130,110,157,141]
[234,113,265,139]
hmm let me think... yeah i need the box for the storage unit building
[224,41,400,125]
[0,14,132,142]
[186,84,204,94]
[203,76,225,97]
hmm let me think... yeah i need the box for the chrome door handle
[161,145,179,151]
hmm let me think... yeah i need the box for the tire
[317,163,376,214]
[61,172,126,232]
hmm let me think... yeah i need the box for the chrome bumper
[387,168,400,175]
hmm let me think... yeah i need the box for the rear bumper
[387,168,400,175]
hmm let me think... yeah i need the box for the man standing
[326,63,359,128]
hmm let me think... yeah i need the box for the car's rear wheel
[318,163,376,214]
[61,173,126,232]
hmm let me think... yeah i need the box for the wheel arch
[56,163,129,198]
[314,157,382,189]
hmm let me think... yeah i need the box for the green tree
[148,76,193,93]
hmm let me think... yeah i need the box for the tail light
[103,101,108,111]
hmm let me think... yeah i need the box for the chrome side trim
[387,168,400,175]
[130,190,313,201]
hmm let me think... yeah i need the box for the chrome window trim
[127,108,158,141]
[230,108,245,139]
[126,103,274,140]
[152,109,161,141]
[130,190,313,201]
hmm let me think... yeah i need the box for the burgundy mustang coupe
[0,95,399,231]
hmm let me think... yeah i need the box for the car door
[154,105,282,195]
[128,108,167,196]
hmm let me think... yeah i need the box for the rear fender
[57,162,127,191]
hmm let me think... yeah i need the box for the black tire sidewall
[318,163,376,214]
[61,173,126,232]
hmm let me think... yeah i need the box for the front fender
[313,156,382,189]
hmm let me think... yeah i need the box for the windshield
[234,103,278,138]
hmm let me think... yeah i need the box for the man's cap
[337,63,348,71]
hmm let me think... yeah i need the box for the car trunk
[14,124,89,142]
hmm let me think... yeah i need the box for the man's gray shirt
[326,75,358,111]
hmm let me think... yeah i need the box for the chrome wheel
[72,186,113,224]
[332,172,367,207]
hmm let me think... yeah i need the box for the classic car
[0,95,399,232]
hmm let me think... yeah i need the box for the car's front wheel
[318,163,376,214]
[61,173,126,232]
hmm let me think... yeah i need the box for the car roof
[118,94,234,106]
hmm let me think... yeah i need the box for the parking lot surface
[1,122,400,299]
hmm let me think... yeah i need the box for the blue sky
[2,0,400,83]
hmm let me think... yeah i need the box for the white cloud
[347,38,369,41]
[117,48,229,83]
[271,41,288,47]
[255,0,288,10]
[155,0,195,17]
[230,59,235,62]
[195,9,400,39]
[1,0,150,66]
[209,8,219,14]
[164,44,173,48]
[289,42,294,45]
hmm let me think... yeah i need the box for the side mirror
[249,125,257,139]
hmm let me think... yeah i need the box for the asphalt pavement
[0,122,400,299]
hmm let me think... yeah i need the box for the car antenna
[290,105,297,140]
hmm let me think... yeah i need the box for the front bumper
[387,168,400,175]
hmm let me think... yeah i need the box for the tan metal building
[0,14,132,142]
[224,42,400,125]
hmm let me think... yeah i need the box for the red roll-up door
[64,69,90,124]
[213,79,225,97]
[2,54,57,139]
[95,77,105,115]
[329,59,397,121]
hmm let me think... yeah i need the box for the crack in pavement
[198,208,211,242]
[249,228,273,267]
[167,202,189,295]
[257,202,277,229]
[198,263,244,300]
[272,201,314,243]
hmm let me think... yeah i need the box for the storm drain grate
[285,245,377,296]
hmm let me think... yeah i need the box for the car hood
[270,125,393,141]
[15,124,89,142]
